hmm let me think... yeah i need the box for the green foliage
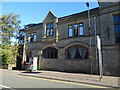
[2,49,12,64]
[16,44,23,69]
[0,13,22,68]
[17,29,24,45]
[1,44,18,64]
[0,13,20,45]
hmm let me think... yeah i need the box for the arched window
[42,47,58,59]
[66,45,88,59]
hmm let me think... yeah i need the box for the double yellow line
[6,73,108,88]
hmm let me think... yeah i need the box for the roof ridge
[58,7,99,19]
[24,7,99,29]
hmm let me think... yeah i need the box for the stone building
[23,2,120,76]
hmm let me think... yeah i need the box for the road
[1,70,108,89]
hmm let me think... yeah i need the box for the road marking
[0,84,11,88]
[6,73,108,88]
[0,84,15,90]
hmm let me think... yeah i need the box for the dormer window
[42,10,58,43]
[46,23,54,37]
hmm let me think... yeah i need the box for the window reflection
[79,27,84,35]
[114,15,120,23]
[33,33,36,41]
[66,45,88,59]
[113,14,120,43]
[69,28,73,37]
[46,23,54,37]
[42,47,58,59]
[68,23,84,37]
[27,32,36,42]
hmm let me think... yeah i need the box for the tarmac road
[1,70,108,89]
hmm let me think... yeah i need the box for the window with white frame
[46,23,54,37]
[27,32,36,42]
[68,23,84,37]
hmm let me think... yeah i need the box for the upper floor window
[79,23,84,35]
[27,32,36,42]
[42,47,58,59]
[46,23,54,37]
[113,14,120,43]
[68,23,84,37]
[66,45,88,59]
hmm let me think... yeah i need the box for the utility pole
[86,2,92,75]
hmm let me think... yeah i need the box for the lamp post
[86,2,92,75]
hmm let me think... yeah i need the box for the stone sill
[43,36,56,39]
[41,59,89,61]
[42,59,58,60]
[65,59,89,61]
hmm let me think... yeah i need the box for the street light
[86,2,92,75]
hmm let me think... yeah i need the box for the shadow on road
[21,71,42,74]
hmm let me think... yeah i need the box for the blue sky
[2,2,99,28]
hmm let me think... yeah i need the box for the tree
[0,13,20,45]
[16,29,24,69]
[17,29,24,45]
[0,13,21,69]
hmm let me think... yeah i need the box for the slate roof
[58,7,99,21]
[24,7,99,30]
[24,23,43,29]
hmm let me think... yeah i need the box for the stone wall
[102,46,119,76]
[99,2,120,76]
[23,2,120,76]
[26,38,98,74]
[24,16,100,74]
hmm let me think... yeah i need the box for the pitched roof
[58,7,99,21]
[24,23,43,30]
[24,7,99,30]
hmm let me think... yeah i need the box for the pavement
[2,69,120,89]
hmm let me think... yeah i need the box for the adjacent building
[22,1,120,76]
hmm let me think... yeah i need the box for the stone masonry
[23,2,120,76]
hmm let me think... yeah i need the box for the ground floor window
[42,47,58,59]
[66,45,88,59]
[26,51,32,62]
